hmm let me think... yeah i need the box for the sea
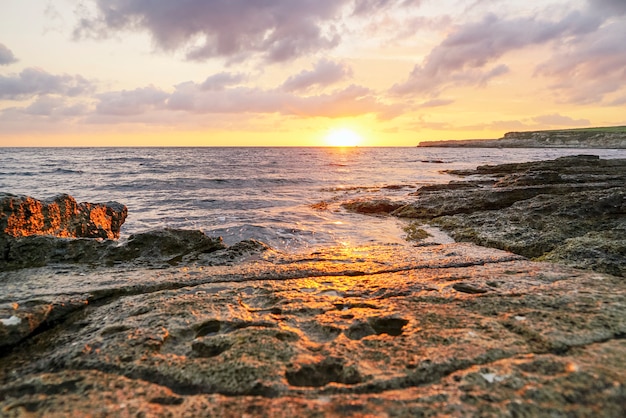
[2,147,625,252]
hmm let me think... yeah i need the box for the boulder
[341,199,405,215]
[0,193,127,240]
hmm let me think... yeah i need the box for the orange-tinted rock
[0,193,127,240]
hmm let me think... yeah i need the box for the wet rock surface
[0,228,232,270]
[0,243,624,417]
[344,155,626,276]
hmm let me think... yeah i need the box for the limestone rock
[0,243,624,416]
[343,156,626,276]
[0,228,229,270]
[0,193,127,240]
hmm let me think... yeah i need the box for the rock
[343,156,626,276]
[111,228,226,264]
[427,157,626,276]
[341,199,405,215]
[0,193,127,269]
[0,242,624,416]
[0,193,127,240]
[537,230,626,277]
[0,228,231,270]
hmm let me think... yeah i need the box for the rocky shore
[1,156,625,417]
[345,155,626,277]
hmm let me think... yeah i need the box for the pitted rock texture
[0,243,624,417]
[0,193,127,240]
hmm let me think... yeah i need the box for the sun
[325,128,362,147]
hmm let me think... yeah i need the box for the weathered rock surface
[344,155,626,276]
[341,199,405,215]
[0,193,127,240]
[0,228,233,270]
[0,243,624,417]
[418,126,626,148]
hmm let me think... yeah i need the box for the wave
[53,168,84,174]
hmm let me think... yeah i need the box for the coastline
[418,126,626,149]
[1,154,625,416]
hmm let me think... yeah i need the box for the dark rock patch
[191,336,233,358]
[368,316,409,336]
[285,357,363,387]
[342,199,405,215]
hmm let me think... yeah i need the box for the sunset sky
[1,0,625,146]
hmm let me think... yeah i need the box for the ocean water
[2,147,625,251]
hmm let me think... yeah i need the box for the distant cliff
[419,126,626,148]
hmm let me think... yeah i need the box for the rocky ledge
[1,243,624,417]
[345,155,626,277]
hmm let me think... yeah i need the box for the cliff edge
[419,126,626,148]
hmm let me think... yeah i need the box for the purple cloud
[0,43,17,65]
[0,68,93,100]
[536,21,626,104]
[200,72,247,91]
[391,8,604,97]
[95,86,169,116]
[352,0,421,15]
[281,59,352,92]
[167,81,399,119]
[594,0,626,15]
[22,96,88,117]
[74,0,351,63]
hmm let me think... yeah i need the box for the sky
[0,0,625,147]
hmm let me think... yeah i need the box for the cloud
[22,96,88,117]
[594,0,626,16]
[0,95,90,128]
[417,98,455,108]
[200,72,247,91]
[0,68,93,99]
[74,0,351,63]
[167,81,399,119]
[281,59,352,92]
[532,114,590,127]
[536,21,626,104]
[95,86,169,116]
[391,6,606,97]
[0,43,18,65]
[461,113,591,133]
[352,0,421,15]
